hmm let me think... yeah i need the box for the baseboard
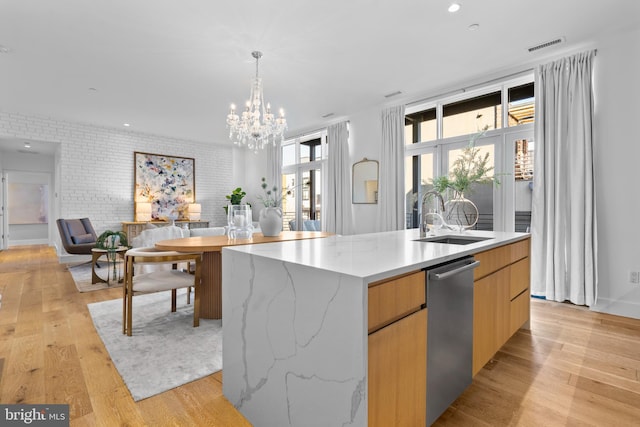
[8,239,50,246]
[590,297,640,320]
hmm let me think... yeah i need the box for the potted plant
[223,187,248,214]
[430,127,499,230]
[256,177,292,236]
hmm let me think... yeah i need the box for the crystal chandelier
[226,51,287,151]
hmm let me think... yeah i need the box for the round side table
[91,247,128,285]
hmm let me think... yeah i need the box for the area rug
[69,261,123,292]
[87,290,222,401]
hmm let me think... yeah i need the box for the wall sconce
[136,202,152,222]
[188,203,202,221]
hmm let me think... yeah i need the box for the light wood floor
[1,246,639,426]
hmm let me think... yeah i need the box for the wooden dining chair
[122,247,202,336]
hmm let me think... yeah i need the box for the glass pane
[282,144,296,167]
[405,108,436,143]
[300,143,310,163]
[446,144,495,230]
[300,138,321,164]
[404,152,434,229]
[300,169,321,230]
[508,83,535,126]
[443,92,502,139]
[282,173,296,230]
[404,123,413,146]
[514,138,534,232]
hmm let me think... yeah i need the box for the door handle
[429,260,480,281]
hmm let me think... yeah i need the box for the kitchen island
[222,229,530,426]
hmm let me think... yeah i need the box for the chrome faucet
[420,190,445,238]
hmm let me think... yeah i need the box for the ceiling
[1,0,639,154]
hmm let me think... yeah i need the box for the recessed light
[123,123,131,127]
[384,90,402,98]
[0,45,10,54]
[24,142,32,149]
[88,87,98,92]
[322,113,335,119]
[448,3,461,13]
[468,23,480,31]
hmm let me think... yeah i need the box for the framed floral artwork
[134,152,195,221]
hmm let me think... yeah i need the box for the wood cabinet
[472,238,531,376]
[368,271,426,427]
[121,220,210,240]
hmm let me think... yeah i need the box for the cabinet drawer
[509,238,530,263]
[473,245,510,280]
[509,257,530,300]
[509,288,530,336]
[368,271,425,333]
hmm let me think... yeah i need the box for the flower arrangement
[431,126,498,196]
[257,177,292,207]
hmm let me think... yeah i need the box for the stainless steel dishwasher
[425,256,479,426]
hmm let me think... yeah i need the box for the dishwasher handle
[429,259,480,281]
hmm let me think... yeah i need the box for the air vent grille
[528,37,565,53]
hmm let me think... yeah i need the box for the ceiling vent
[384,90,402,98]
[528,37,565,53]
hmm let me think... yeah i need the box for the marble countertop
[223,229,530,283]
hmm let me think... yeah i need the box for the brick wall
[0,111,233,239]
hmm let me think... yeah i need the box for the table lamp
[188,203,202,221]
[136,202,152,222]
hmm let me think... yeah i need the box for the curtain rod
[286,119,350,141]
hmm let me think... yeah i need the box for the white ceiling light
[123,123,131,127]
[0,45,10,54]
[468,24,480,31]
[448,3,461,13]
[24,142,32,148]
[226,51,287,152]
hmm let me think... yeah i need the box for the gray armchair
[56,218,98,255]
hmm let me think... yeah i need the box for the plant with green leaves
[225,187,246,205]
[96,230,129,249]
[431,126,499,196]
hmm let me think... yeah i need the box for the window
[405,108,437,144]
[443,91,502,138]
[405,75,534,232]
[508,83,535,126]
[281,133,326,231]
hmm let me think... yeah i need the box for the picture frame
[134,151,195,221]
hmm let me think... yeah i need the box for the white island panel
[223,249,368,427]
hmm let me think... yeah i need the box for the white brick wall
[0,111,233,240]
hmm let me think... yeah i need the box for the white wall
[590,25,640,318]
[0,111,234,255]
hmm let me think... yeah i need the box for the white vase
[259,207,283,237]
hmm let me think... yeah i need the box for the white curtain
[266,139,282,192]
[326,121,354,235]
[531,50,598,306]
[377,105,405,231]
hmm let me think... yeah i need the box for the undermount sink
[413,235,492,245]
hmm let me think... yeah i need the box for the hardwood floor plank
[3,245,640,426]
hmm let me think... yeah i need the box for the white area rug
[69,261,123,292]
[87,290,222,401]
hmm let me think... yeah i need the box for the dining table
[155,231,332,319]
